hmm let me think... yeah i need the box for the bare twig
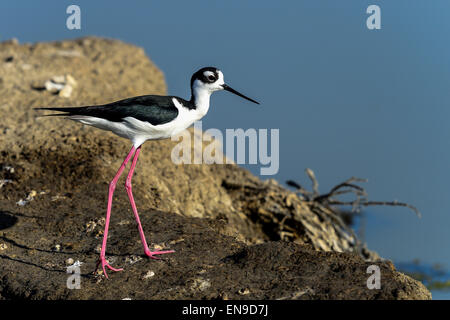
[327,200,421,218]
[305,168,320,197]
[287,169,421,218]
[314,180,368,203]
[286,180,313,200]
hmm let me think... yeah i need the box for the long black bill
[222,84,259,104]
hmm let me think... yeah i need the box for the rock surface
[0,210,429,300]
[0,37,431,299]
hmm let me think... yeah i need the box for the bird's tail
[34,107,82,117]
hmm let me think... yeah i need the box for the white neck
[191,83,212,117]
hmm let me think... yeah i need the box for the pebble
[0,179,12,189]
[68,260,83,268]
[169,238,185,245]
[51,194,67,201]
[220,293,229,300]
[59,85,73,98]
[142,271,155,279]
[190,278,211,292]
[16,199,27,206]
[3,165,14,174]
[85,220,97,233]
[238,288,250,295]
[0,243,8,251]
[66,258,74,265]
[125,255,143,264]
[45,80,64,93]
[16,190,38,206]
[34,74,77,98]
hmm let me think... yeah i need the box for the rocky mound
[0,210,427,300]
[0,37,431,299]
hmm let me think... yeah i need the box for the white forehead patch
[217,70,224,84]
[203,71,215,78]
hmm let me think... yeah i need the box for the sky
[1,0,450,297]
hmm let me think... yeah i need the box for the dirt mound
[0,37,431,299]
[0,210,429,300]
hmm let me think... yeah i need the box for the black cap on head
[191,67,220,87]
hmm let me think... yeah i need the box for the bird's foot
[96,256,123,279]
[144,248,175,259]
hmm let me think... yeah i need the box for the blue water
[431,291,450,300]
[1,1,450,298]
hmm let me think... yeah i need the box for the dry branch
[288,168,421,218]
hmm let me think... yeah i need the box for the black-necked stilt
[36,67,259,278]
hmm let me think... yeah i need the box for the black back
[37,95,196,125]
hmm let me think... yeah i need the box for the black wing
[35,95,187,126]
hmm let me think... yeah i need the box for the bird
[36,67,259,278]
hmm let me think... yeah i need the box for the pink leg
[96,146,135,278]
[125,146,175,258]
